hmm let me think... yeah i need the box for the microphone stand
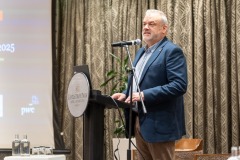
[124,45,147,160]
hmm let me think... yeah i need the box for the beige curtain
[54,0,240,160]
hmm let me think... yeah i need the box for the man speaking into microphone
[111,9,188,160]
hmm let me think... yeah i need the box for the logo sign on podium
[67,72,90,117]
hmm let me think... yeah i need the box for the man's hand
[111,93,126,101]
[125,92,144,103]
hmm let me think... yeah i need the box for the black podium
[83,90,131,160]
[68,65,131,160]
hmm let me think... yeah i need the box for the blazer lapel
[138,38,169,84]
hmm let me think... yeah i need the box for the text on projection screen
[0,0,54,148]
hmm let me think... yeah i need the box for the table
[4,155,66,160]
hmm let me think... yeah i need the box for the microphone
[111,39,141,47]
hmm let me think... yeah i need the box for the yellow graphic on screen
[0,10,3,21]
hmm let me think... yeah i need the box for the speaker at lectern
[66,65,131,160]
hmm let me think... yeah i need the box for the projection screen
[0,0,54,148]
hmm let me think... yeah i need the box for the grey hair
[145,9,168,25]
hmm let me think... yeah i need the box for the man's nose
[143,24,149,29]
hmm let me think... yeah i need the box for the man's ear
[162,25,168,33]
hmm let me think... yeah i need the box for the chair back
[175,138,203,160]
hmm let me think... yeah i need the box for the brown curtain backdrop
[53,0,240,159]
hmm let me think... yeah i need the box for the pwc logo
[0,10,3,21]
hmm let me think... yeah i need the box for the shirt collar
[144,40,162,54]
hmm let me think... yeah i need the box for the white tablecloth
[4,155,66,160]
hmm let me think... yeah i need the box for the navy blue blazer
[124,37,188,143]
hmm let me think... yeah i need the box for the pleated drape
[54,0,240,159]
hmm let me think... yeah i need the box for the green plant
[101,53,129,137]
[101,53,129,94]
[113,120,125,137]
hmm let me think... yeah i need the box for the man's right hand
[111,93,126,101]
